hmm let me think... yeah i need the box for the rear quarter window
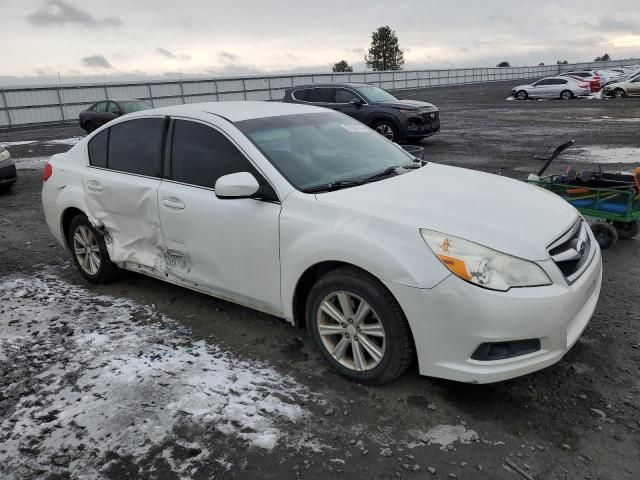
[88,129,108,168]
[292,89,310,101]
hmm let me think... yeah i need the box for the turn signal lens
[420,229,552,291]
[43,162,52,182]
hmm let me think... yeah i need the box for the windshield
[120,101,152,113]
[235,112,414,191]
[354,86,398,103]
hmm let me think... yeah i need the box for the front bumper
[401,110,440,138]
[0,161,17,187]
[385,242,602,383]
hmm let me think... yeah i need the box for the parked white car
[42,102,602,385]
[512,77,591,100]
[602,72,640,97]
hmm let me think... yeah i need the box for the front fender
[279,195,450,320]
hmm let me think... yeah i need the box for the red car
[559,71,601,92]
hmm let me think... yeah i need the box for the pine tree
[364,26,404,71]
[332,60,353,73]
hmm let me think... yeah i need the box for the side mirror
[215,172,260,199]
[350,98,364,107]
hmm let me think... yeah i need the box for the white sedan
[42,102,602,385]
[511,77,591,100]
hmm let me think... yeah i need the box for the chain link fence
[0,59,636,128]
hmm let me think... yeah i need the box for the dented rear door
[83,117,166,269]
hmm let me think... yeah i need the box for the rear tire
[0,184,13,195]
[67,214,119,284]
[516,90,528,100]
[560,90,573,100]
[372,120,399,143]
[590,221,618,249]
[613,220,639,239]
[306,266,414,385]
[613,88,626,98]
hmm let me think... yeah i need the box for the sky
[0,0,639,86]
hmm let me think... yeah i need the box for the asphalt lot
[1,80,639,480]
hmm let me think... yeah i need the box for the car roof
[138,101,327,122]
[287,83,371,89]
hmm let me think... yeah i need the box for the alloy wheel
[375,124,395,141]
[561,91,572,100]
[73,225,101,275]
[316,291,386,372]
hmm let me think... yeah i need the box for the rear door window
[107,118,164,176]
[106,102,120,113]
[309,88,335,103]
[170,119,260,189]
[335,88,361,103]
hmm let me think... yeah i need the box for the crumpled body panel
[82,170,164,269]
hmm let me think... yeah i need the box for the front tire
[306,267,413,385]
[68,214,119,284]
[372,120,399,143]
[560,90,573,100]
[516,90,528,100]
[613,88,626,98]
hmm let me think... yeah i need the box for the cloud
[81,55,113,69]
[27,0,121,27]
[218,51,241,63]
[155,48,191,61]
[595,16,640,33]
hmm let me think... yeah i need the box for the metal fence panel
[2,58,638,128]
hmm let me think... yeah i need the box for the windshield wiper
[302,180,366,193]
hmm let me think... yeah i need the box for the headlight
[420,229,552,291]
[398,109,417,115]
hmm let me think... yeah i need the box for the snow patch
[411,424,479,450]
[44,137,83,146]
[14,156,49,170]
[0,273,320,478]
[0,140,37,147]
[566,146,640,164]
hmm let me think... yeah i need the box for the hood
[316,163,578,261]
[512,84,532,90]
[378,99,436,111]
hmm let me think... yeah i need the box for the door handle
[86,180,103,192]
[161,197,185,210]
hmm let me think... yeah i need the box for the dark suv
[282,83,439,142]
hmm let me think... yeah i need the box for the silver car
[602,72,640,98]
[511,77,590,100]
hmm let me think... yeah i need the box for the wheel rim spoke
[332,337,350,361]
[74,233,86,248]
[358,323,384,337]
[353,301,371,326]
[336,292,354,318]
[359,335,383,362]
[352,341,366,371]
[320,300,345,324]
[318,324,346,336]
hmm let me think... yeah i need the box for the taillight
[579,83,589,88]
[43,162,52,182]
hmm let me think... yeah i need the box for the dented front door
[157,180,282,315]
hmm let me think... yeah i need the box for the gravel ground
[0,81,639,479]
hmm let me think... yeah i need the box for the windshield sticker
[341,124,369,133]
